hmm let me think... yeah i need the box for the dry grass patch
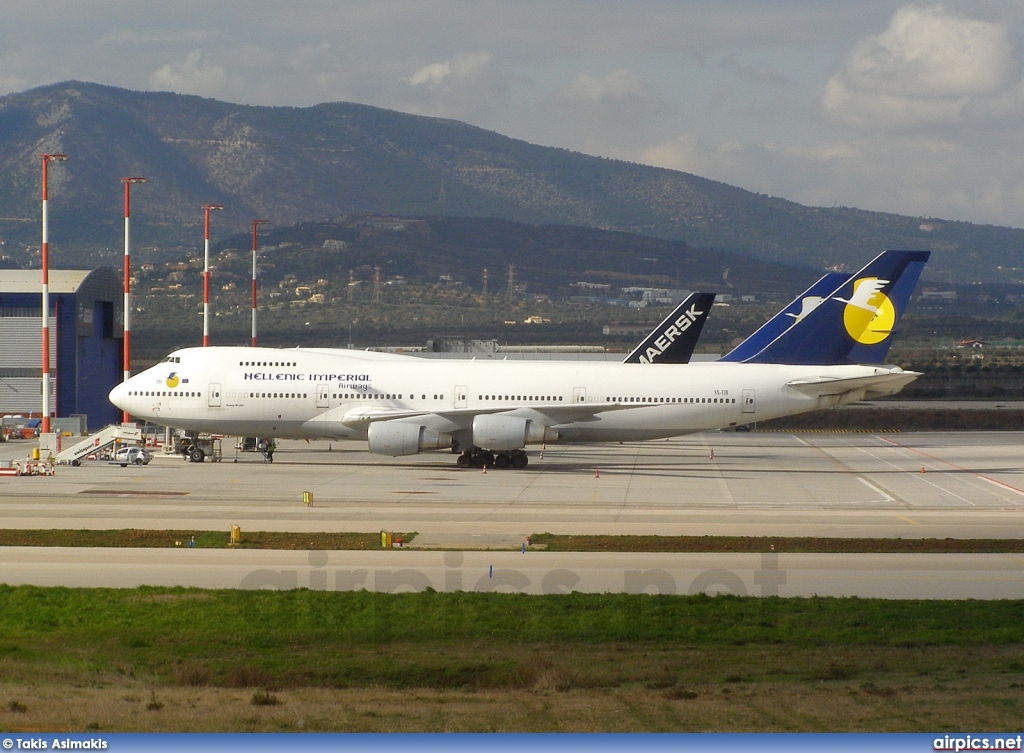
[530,534,1024,554]
[0,671,1021,732]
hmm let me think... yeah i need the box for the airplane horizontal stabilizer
[786,369,921,402]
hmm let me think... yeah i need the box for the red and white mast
[120,176,147,423]
[250,219,269,347]
[201,203,223,347]
[39,153,67,434]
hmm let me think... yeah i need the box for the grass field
[0,529,401,550]
[3,529,1024,553]
[0,586,1022,731]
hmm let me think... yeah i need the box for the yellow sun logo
[841,278,896,345]
[165,372,180,389]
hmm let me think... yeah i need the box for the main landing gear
[456,448,529,470]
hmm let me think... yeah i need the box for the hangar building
[0,268,123,431]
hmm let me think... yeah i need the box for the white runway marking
[856,476,894,503]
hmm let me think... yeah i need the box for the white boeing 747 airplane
[110,250,929,469]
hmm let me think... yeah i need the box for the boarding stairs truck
[54,423,144,466]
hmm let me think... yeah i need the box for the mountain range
[220,216,814,298]
[1,81,1022,283]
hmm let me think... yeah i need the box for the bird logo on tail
[785,295,827,323]
[837,277,895,345]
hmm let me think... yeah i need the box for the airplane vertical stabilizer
[622,292,716,364]
[719,272,851,362]
[742,250,930,365]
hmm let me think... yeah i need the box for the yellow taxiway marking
[894,514,922,526]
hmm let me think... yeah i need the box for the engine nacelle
[472,414,558,451]
[368,422,452,456]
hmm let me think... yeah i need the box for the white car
[114,446,153,467]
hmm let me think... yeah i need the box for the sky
[3,1,1024,229]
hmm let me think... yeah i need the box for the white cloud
[822,5,1021,130]
[149,50,227,97]
[397,52,508,121]
[640,133,717,176]
[557,70,646,104]
[641,133,861,187]
[549,69,660,128]
[0,73,28,96]
[408,62,452,88]
[718,54,790,85]
[639,127,1024,228]
[407,52,493,91]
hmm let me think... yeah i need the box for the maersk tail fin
[742,250,930,365]
[622,292,716,364]
[719,272,851,362]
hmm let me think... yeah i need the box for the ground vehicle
[114,446,153,467]
[169,432,222,462]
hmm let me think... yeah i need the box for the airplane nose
[108,381,128,410]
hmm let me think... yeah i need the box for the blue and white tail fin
[622,292,716,364]
[719,272,851,362]
[742,250,930,365]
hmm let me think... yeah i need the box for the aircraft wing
[300,401,637,437]
[337,401,635,426]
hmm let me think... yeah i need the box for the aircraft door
[317,383,329,409]
[454,385,468,409]
[742,389,756,414]
[573,387,587,404]
[208,383,222,408]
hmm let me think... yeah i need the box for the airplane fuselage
[111,346,915,446]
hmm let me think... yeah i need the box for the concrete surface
[3,430,1024,597]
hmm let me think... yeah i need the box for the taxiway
[2,431,1023,597]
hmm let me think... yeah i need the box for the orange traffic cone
[595,468,600,478]
[482,465,487,474]
[920,466,925,473]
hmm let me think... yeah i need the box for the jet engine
[368,422,453,456]
[472,415,558,452]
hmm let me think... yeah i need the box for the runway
[0,547,1022,598]
[2,431,1024,597]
